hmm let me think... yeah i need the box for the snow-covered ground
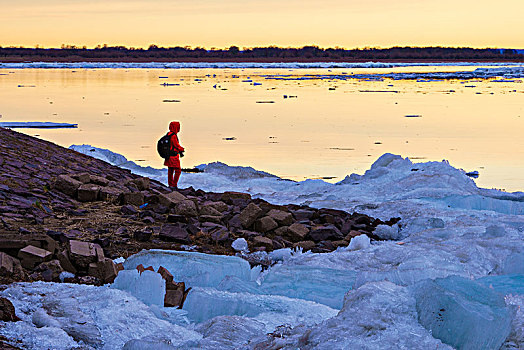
[1,146,523,349]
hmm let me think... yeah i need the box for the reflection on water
[0,67,522,191]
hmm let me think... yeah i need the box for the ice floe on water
[1,146,523,349]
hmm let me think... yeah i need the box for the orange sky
[1,0,523,49]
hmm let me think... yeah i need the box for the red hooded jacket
[163,121,185,168]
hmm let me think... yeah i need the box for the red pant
[168,167,181,188]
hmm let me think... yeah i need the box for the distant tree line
[0,45,522,62]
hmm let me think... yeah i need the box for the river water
[0,64,522,191]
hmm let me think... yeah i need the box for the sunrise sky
[1,0,522,49]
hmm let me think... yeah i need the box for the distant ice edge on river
[1,147,523,349]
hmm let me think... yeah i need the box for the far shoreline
[1,58,523,64]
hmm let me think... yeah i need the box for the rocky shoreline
[0,126,399,306]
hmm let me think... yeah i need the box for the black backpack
[157,133,178,159]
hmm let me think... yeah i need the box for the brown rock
[199,215,222,224]
[309,225,343,242]
[293,240,316,251]
[205,201,229,213]
[54,174,82,197]
[157,266,174,283]
[18,245,53,269]
[0,252,22,277]
[71,172,90,183]
[175,200,198,217]
[34,260,63,282]
[89,175,110,186]
[77,183,100,202]
[267,209,294,226]
[159,224,189,243]
[159,191,187,207]
[99,187,122,202]
[332,240,349,248]
[200,205,223,217]
[274,226,289,236]
[239,203,263,229]
[68,240,97,269]
[88,258,117,284]
[344,230,363,241]
[254,216,278,233]
[221,191,251,204]
[287,223,309,241]
[252,236,273,250]
[164,289,184,308]
[57,250,77,274]
[132,177,150,190]
[0,297,20,322]
[121,192,144,206]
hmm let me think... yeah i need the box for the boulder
[274,226,289,237]
[0,252,23,278]
[99,187,122,202]
[33,259,64,282]
[252,236,273,251]
[267,209,294,226]
[120,204,138,215]
[254,216,278,233]
[291,209,314,221]
[54,174,82,197]
[205,201,229,213]
[77,184,100,202]
[57,250,77,274]
[132,177,150,190]
[18,245,53,269]
[239,203,263,229]
[199,215,222,224]
[133,229,152,242]
[88,258,118,284]
[221,192,251,205]
[0,297,20,322]
[159,191,187,207]
[89,175,110,186]
[68,240,97,269]
[159,224,189,243]
[71,172,90,184]
[175,200,198,217]
[121,192,144,206]
[287,223,309,241]
[200,205,223,217]
[309,225,343,242]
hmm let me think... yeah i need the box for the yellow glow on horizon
[0,0,523,49]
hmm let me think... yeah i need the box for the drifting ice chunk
[183,287,337,329]
[372,224,401,240]
[111,269,165,306]
[123,250,251,288]
[411,275,512,350]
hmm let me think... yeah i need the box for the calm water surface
[0,66,523,191]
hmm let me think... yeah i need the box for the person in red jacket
[164,121,185,189]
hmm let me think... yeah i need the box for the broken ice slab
[477,274,524,296]
[217,264,356,309]
[411,275,512,350]
[123,250,252,288]
[111,269,166,306]
[0,122,78,128]
[183,287,338,327]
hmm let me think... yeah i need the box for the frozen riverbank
[1,144,523,349]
